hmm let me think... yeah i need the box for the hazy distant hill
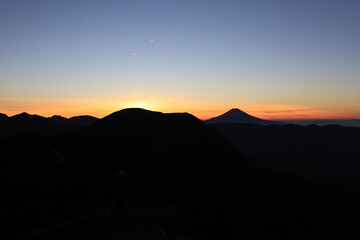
[205,108,284,125]
[0,113,99,136]
[280,119,360,128]
[209,122,360,190]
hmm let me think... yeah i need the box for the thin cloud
[149,40,155,43]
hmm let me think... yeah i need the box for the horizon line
[1,107,359,121]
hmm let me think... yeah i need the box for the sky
[1,0,359,119]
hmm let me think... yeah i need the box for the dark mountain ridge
[1,108,359,239]
[0,113,8,120]
[0,112,99,136]
[51,114,98,126]
[11,112,44,119]
[281,119,360,128]
[205,108,284,125]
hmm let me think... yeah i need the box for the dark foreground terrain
[1,109,360,239]
[208,123,360,190]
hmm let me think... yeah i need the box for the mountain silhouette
[205,108,283,125]
[59,108,255,182]
[3,108,261,239]
[68,115,98,125]
[11,112,43,120]
[0,113,99,136]
[50,115,68,124]
[0,113,8,120]
[0,112,64,136]
[1,108,360,239]
[51,115,98,126]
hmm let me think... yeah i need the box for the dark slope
[209,123,360,190]
[205,108,283,125]
[2,109,360,239]
[55,108,257,207]
[0,113,8,120]
[0,134,65,239]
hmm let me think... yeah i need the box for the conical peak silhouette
[205,108,281,125]
[18,112,31,117]
[225,108,252,116]
[12,112,38,119]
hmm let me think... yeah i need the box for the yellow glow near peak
[2,97,359,120]
[123,100,154,110]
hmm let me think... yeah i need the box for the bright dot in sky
[149,40,155,43]
[132,52,136,55]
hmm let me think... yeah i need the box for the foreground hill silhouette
[1,108,360,239]
[205,108,283,125]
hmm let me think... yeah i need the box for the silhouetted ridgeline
[1,108,360,239]
[0,113,8,120]
[280,119,360,128]
[204,108,284,125]
[0,112,98,136]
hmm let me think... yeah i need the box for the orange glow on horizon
[229,105,354,121]
[0,98,359,120]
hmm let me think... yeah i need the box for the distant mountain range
[2,109,358,136]
[205,109,360,128]
[205,109,360,190]
[208,122,360,191]
[0,112,98,136]
[281,119,360,128]
[204,108,284,125]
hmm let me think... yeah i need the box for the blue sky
[1,0,359,119]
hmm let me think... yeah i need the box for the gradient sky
[1,0,359,119]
